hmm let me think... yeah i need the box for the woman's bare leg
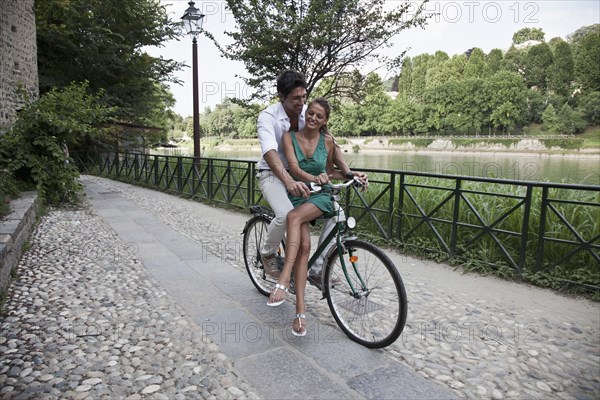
[292,222,311,334]
[268,203,322,304]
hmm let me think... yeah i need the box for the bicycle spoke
[325,240,407,348]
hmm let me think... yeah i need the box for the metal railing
[74,152,600,284]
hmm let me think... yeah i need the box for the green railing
[74,152,600,287]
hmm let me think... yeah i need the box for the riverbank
[166,135,600,158]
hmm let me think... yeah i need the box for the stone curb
[0,192,40,296]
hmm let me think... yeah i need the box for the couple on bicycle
[256,70,368,337]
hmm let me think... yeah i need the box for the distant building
[0,0,39,133]
[514,40,542,50]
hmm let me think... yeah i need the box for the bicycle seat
[250,205,274,219]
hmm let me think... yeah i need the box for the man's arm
[256,108,310,197]
[263,149,309,197]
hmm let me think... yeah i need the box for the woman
[266,97,349,337]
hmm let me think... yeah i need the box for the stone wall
[0,0,39,133]
[0,192,40,298]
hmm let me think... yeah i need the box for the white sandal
[292,313,307,337]
[267,283,289,307]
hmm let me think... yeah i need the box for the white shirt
[256,102,306,171]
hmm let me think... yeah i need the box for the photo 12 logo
[197,1,233,24]
[405,1,540,24]
[202,81,251,104]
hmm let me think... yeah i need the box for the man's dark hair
[276,70,307,98]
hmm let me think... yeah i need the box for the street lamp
[181,1,205,165]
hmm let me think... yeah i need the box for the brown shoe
[262,254,281,279]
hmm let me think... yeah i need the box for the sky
[146,0,600,117]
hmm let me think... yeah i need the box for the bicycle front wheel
[243,215,277,296]
[324,240,407,348]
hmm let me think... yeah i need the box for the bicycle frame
[306,191,368,297]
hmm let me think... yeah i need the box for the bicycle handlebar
[307,177,363,195]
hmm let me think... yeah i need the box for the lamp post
[181,1,205,165]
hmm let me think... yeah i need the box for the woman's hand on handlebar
[314,173,330,186]
[352,172,369,190]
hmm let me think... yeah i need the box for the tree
[541,104,560,133]
[547,40,575,96]
[464,48,486,79]
[524,43,554,89]
[397,57,413,101]
[359,73,393,135]
[572,26,600,92]
[577,91,600,125]
[426,58,462,89]
[484,71,528,133]
[410,54,431,102]
[502,46,527,75]
[567,24,600,45]
[557,104,587,134]
[512,28,545,45]
[36,0,182,128]
[526,89,547,124]
[485,49,504,77]
[212,0,429,101]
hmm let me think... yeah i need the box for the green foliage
[547,40,575,96]
[200,23,597,144]
[464,48,486,79]
[541,104,560,133]
[512,27,545,44]
[557,104,587,134]
[485,49,504,76]
[388,138,433,147]
[0,171,20,217]
[450,138,519,148]
[578,91,600,125]
[214,0,429,100]
[0,83,113,205]
[36,0,182,127]
[524,43,554,89]
[572,25,600,91]
[541,138,584,150]
[200,100,261,139]
[484,71,528,132]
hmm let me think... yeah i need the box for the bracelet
[345,171,354,179]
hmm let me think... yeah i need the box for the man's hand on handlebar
[286,180,310,198]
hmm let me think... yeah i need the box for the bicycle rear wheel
[324,239,407,348]
[243,215,278,296]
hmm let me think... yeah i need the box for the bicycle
[242,177,407,348]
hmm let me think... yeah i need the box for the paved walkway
[1,175,599,399]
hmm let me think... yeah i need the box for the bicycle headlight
[347,217,356,229]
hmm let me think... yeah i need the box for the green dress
[288,131,335,218]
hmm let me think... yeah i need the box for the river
[152,148,600,185]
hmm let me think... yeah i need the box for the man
[256,69,366,284]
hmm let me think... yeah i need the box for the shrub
[0,170,20,218]
[541,138,585,149]
[0,82,113,205]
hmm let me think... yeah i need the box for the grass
[580,126,600,148]
[345,174,600,292]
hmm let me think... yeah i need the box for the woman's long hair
[309,97,331,136]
